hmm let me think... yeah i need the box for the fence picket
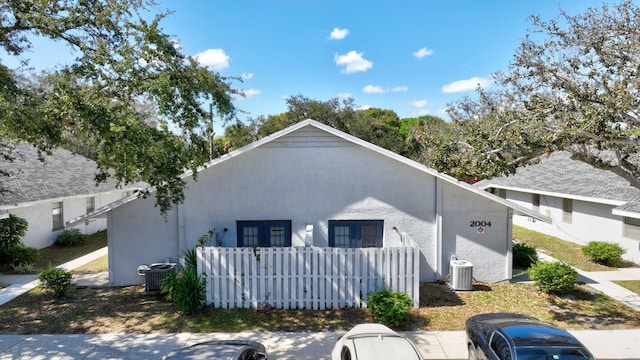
[198,238,419,310]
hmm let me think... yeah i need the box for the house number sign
[470,220,492,234]
[469,221,492,227]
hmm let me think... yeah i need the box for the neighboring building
[72,120,545,286]
[0,143,141,249]
[476,151,640,264]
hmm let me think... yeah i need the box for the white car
[331,324,424,360]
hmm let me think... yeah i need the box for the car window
[489,332,512,360]
[341,346,352,360]
[239,349,257,360]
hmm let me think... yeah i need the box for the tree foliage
[414,1,640,185]
[1,0,238,214]
[238,94,423,158]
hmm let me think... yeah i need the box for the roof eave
[480,184,627,207]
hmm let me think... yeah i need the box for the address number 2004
[470,221,492,227]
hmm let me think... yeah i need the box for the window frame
[328,220,384,248]
[86,196,95,213]
[52,201,64,231]
[236,220,292,247]
[623,216,640,240]
[532,193,540,211]
[563,198,573,224]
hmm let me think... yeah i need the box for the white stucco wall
[441,183,512,282]
[7,191,128,249]
[108,125,515,286]
[510,190,640,264]
[107,195,179,286]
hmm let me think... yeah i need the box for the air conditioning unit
[138,263,176,294]
[450,259,473,291]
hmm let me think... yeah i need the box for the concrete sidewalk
[0,247,108,306]
[1,329,639,360]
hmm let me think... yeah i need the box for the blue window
[237,220,291,247]
[329,220,383,248]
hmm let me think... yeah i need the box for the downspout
[435,178,443,281]
[107,210,115,285]
[177,201,186,264]
[506,207,513,279]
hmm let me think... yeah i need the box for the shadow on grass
[419,282,465,307]
[548,286,640,328]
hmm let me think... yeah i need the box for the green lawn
[512,226,622,271]
[34,230,107,270]
[0,231,107,274]
[614,280,640,295]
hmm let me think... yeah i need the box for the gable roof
[66,119,549,226]
[476,151,640,206]
[0,143,139,209]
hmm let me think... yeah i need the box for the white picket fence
[197,234,420,309]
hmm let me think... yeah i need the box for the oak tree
[0,0,238,213]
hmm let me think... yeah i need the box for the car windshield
[515,347,594,360]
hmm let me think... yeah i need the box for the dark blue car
[466,313,595,360]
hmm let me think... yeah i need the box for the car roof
[342,323,400,338]
[351,334,422,359]
[470,313,583,347]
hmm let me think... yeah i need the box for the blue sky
[5,0,621,131]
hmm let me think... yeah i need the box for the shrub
[10,262,37,274]
[582,241,625,266]
[39,266,73,298]
[161,248,206,315]
[0,245,39,266]
[367,289,413,328]
[172,266,206,315]
[160,269,179,301]
[55,229,87,247]
[528,261,578,294]
[0,214,28,251]
[513,242,538,269]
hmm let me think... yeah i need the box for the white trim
[0,187,142,212]
[65,193,140,228]
[612,208,640,219]
[479,184,627,207]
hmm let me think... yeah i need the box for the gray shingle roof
[0,144,134,207]
[477,151,640,204]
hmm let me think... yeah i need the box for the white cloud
[194,48,230,70]
[241,72,254,80]
[334,51,373,74]
[441,77,493,93]
[238,88,261,99]
[363,85,386,94]
[409,100,429,108]
[391,86,408,92]
[413,47,434,59]
[330,27,350,40]
[357,105,373,111]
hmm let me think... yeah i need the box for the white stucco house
[0,143,141,249]
[476,151,640,264]
[72,120,546,286]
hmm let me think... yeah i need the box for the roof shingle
[0,144,133,207]
[477,151,640,204]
